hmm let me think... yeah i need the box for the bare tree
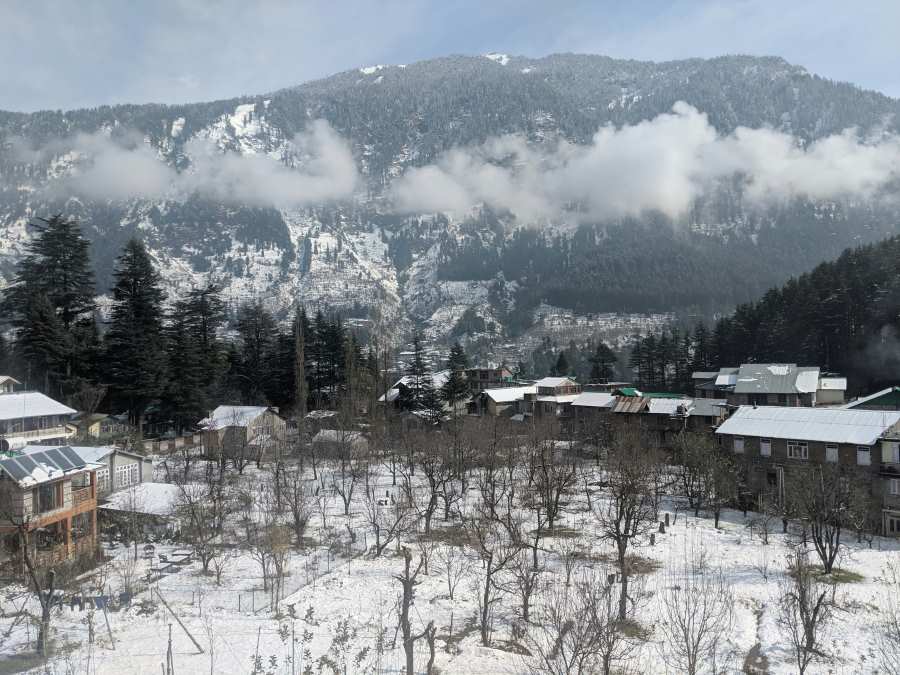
[878,560,900,674]
[465,498,525,646]
[364,489,413,557]
[656,540,734,675]
[280,463,314,547]
[175,481,226,575]
[501,550,541,625]
[785,465,850,573]
[593,430,658,621]
[393,547,432,675]
[524,571,637,675]
[435,544,469,601]
[776,548,834,675]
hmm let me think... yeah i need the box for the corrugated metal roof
[0,391,76,421]
[647,398,693,415]
[715,405,900,445]
[818,377,847,391]
[535,395,580,404]
[689,399,728,417]
[732,364,820,394]
[535,377,577,388]
[485,386,536,403]
[613,397,649,414]
[571,392,616,409]
[199,405,270,429]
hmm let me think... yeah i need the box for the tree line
[0,215,390,433]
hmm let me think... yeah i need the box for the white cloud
[33,120,360,207]
[391,102,900,222]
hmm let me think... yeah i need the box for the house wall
[727,393,812,407]
[817,389,845,405]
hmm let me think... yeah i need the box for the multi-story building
[464,366,515,394]
[0,446,98,571]
[54,446,152,498]
[693,364,846,407]
[526,377,583,420]
[715,405,900,533]
[0,390,76,452]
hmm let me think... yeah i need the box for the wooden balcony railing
[72,486,93,506]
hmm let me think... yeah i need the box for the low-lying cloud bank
[7,103,900,218]
[10,119,359,207]
[391,102,900,222]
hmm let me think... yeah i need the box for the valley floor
[1,457,898,675]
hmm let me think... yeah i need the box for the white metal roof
[535,377,576,388]
[0,392,76,421]
[484,386,536,403]
[571,392,616,408]
[647,398,694,415]
[818,377,848,391]
[535,394,580,404]
[715,405,900,445]
[732,364,820,394]
[199,405,270,429]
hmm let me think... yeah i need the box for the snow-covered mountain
[2,53,900,344]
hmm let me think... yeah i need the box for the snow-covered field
[2,452,898,674]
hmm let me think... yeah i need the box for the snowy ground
[1,454,899,674]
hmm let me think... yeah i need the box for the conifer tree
[105,239,166,430]
[552,351,570,377]
[3,215,97,394]
[441,341,470,409]
[589,341,617,382]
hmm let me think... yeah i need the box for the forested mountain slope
[630,235,900,395]
[1,53,899,339]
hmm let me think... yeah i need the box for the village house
[470,385,536,417]
[525,377,583,420]
[608,396,728,450]
[715,405,900,533]
[70,412,132,441]
[199,405,287,461]
[0,446,98,571]
[0,390,77,453]
[0,376,21,394]
[378,370,452,408]
[463,366,515,394]
[63,446,151,497]
[693,364,846,407]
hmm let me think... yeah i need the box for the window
[884,442,900,465]
[778,394,787,405]
[887,513,900,535]
[857,446,871,466]
[759,438,771,457]
[96,468,109,493]
[115,463,139,488]
[37,482,59,513]
[787,441,808,460]
[733,436,745,453]
[890,478,900,496]
[825,445,839,463]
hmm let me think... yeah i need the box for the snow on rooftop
[716,405,900,446]
[571,392,616,408]
[0,391,76,421]
[199,405,270,429]
[535,377,575,388]
[484,53,510,66]
[101,483,196,517]
[819,377,848,390]
[484,386,536,403]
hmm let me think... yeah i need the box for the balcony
[3,426,71,443]
[72,486,93,507]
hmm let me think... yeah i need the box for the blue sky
[1,0,898,112]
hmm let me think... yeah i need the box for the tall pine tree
[105,239,166,430]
